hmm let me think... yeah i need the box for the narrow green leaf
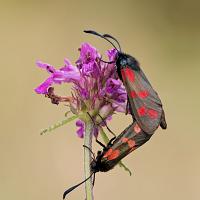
[99,127,110,144]
[118,161,132,176]
[100,128,132,176]
[40,115,78,135]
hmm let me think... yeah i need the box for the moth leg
[87,112,96,126]
[126,98,137,123]
[125,96,129,115]
[97,114,116,147]
[87,112,116,147]
[97,114,116,137]
[95,138,106,148]
[83,145,96,160]
[92,173,96,186]
[86,112,106,147]
[107,136,116,147]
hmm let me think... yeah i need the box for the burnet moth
[83,30,167,133]
[63,30,167,199]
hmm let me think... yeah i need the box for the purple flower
[105,78,121,94]
[35,43,127,138]
[35,60,80,94]
[36,60,55,73]
[79,43,100,64]
[76,120,85,138]
[75,119,99,138]
[35,77,53,94]
[91,126,99,138]
[107,48,118,62]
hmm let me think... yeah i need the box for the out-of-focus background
[1,0,200,200]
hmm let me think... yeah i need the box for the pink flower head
[35,43,127,138]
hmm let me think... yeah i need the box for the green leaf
[100,128,132,176]
[99,127,110,144]
[118,161,132,176]
[40,115,78,135]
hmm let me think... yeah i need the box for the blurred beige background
[1,0,200,199]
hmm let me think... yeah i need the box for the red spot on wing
[148,109,158,119]
[123,68,135,82]
[103,148,113,158]
[107,150,120,160]
[133,123,141,134]
[130,90,137,98]
[121,137,136,148]
[137,106,147,116]
[138,90,149,98]
[127,140,136,148]
[121,138,129,143]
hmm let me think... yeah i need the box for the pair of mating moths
[63,30,167,199]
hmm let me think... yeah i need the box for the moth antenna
[63,173,94,199]
[103,34,122,52]
[84,30,119,51]
[99,59,115,64]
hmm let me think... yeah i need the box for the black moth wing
[98,121,153,172]
[120,56,165,133]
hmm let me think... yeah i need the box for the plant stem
[84,121,93,200]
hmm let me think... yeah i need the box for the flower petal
[79,43,100,64]
[53,70,80,83]
[99,104,113,118]
[92,126,99,138]
[34,77,53,94]
[76,120,85,138]
[64,58,72,66]
[60,61,79,73]
[112,102,126,113]
[107,48,118,61]
[36,60,56,74]
[105,78,121,94]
